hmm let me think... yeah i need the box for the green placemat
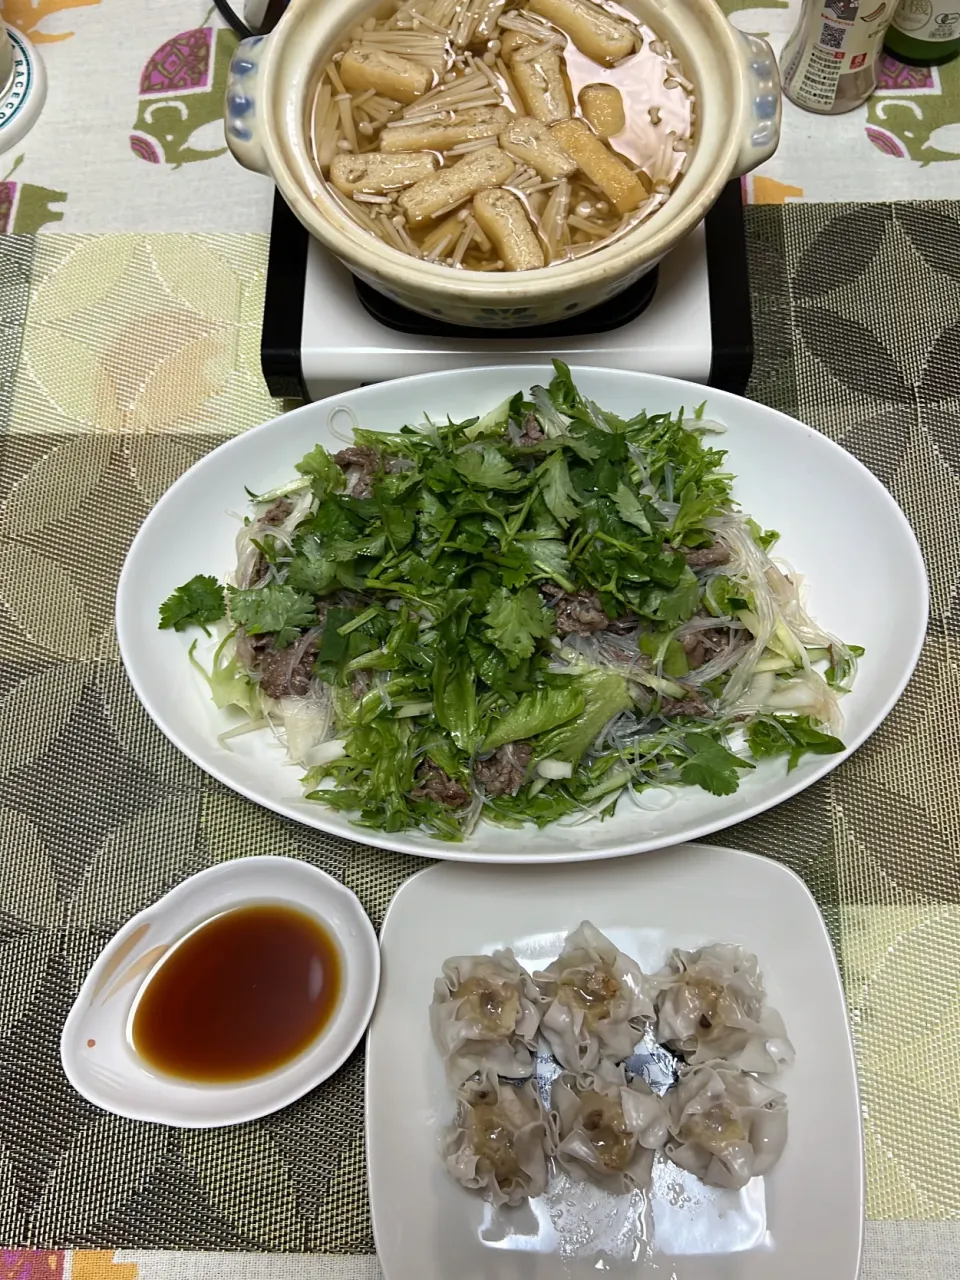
[0,204,956,1250]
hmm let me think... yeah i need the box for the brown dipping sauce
[131,903,341,1083]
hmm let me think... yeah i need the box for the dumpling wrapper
[534,921,655,1071]
[430,948,542,1084]
[665,1061,788,1190]
[552,1059,668,1192]
[653,943,795,1073]
[440,1072,553,1207]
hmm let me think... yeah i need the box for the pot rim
[257,0,749,301]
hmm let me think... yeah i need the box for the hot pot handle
[731,31,781,178]
[224,35,270,175]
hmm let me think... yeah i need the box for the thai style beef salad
[159,362,858,840]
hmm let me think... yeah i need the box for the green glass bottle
[884,0,960,66]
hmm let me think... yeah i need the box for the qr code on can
[819,20,846,48]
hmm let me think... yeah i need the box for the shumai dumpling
[653,943,795,1073]
[534,921,655,1071]
[440,1072,552,1207]
[665,1061,788,1190]
[552,1060,668,1193]
[430,949,542,1084]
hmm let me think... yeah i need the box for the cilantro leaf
[379,500,415,550]
[612,483,653,534]
[159,574,226,634]
[536,451,580,523]
[227,584,316,648]
[483,586,554,664]
[514,536,573,585]
[286,538,338,595]
[295,445,346,500]
[636,566,700,625]
[746,715,844,771]
[453,446,525,491]
[680,732,754,796]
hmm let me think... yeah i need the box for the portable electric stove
[260,180,752,401]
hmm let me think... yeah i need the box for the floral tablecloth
[0,0,958,1277]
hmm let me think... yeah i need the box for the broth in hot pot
[308,0,694,271]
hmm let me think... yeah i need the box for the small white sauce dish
[60,856,380,1128]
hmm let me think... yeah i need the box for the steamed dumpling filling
[558,965,620,1025]
[535,920,654,1070]
[552,1060,668,1191]
[666,1061,788,1190]
[653,943,795,1073]
[431,949,543,1082]
[441,1073,553,1206]
[576,1089,635,1169]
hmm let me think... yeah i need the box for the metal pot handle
[731,30,781,178]
[224,35,270,175]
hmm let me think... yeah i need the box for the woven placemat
[0,205,956,1250]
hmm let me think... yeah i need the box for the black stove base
[261,180,753,399]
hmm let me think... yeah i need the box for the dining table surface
[0,0,958,1277]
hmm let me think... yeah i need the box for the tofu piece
[339,46,433,105]
[499,116,577,179]
[398,146,516,224]
[578,83,625,138]
[509,44,572,124]
[330,151,439,196]
[379,105,510,154]
[499,29,536,58]
[550,118,649,213]
[528,0,637,65]
[473,188,545,270]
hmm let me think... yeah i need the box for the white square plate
[366,844,863,1280]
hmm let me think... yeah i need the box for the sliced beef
[606,613,639,636]
[516,412,544,446]
[258,634,320,700]
[260,497,294,527]
[474,742,532,797]
[541,583,610,637]
[241,499,295,587]
[410,763,471,808]
[679,625,729,671]
[682,542,730,569]
[334,446,382,498]
[235,629,273,672]
[659,692,711,719]
[242,553,269,588]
